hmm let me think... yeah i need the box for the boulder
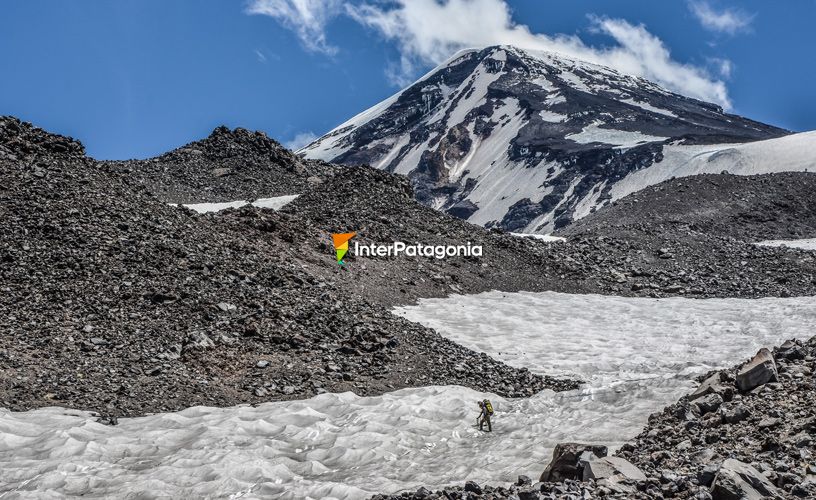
[735,348,778,393]
[699,463,721,487]
[710,459,778,500]
[463,481,482,494]
[720,404,749,424]
[777,339,805,360]
[539,442,608,482]
[582,456,647,483]
[689,372,733,402]
[695,393,724,415]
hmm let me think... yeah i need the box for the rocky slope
[0,116,577,417]
[105,125,338,204]
[373,337,816,499]
[102,122,816,306]
[561,172,816,242]
[278,165,816,304]
[300,45,809,232]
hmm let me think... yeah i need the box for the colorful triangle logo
[331,232,356,265]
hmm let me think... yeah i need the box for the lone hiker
[477,399,493,432]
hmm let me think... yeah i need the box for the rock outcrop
[736,348,779,393]
[710,459,779,500]
[538,442,608,482]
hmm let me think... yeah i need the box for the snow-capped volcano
[300,46,816,232]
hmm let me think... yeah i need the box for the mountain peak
[301,46,790,232]
[157,125,302,167]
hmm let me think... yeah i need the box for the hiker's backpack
[483,399,494,416]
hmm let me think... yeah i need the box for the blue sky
[1,0,814,159]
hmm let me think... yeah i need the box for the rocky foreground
[375,337,816,499]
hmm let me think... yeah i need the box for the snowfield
[2,292,814,499]
[755,238,816,251]
[170,195,299,214]
[509,233,566,243]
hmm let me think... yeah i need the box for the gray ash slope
[276,165,816,303]
[105,125,339,204]
[551,172,816,298]
[301,45,793,232]
[0,115,577,417]
[560,172,816,242]
[374,337,816,499]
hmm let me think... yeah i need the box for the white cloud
[254,49,267,63]
[246,0,344,55]
[248,0,732,108]
[689,1,754,35]
[285,131,318,150]
[708,57,734,78]
[347,0,731,108]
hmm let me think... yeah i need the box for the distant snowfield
[170,195,299,214]
[565,121,667,148]
[755,238,816,251]
[510,232,566,243]
[2,292,814,499]
[609,131,816,201]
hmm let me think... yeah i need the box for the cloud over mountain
[248,0,731,107]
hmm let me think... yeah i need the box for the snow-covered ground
[755,238,816,251]
[170,195,299,214]
[2,292,814,499]
[509,233,566,243]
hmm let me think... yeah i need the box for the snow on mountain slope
[300,45,804,232]
[608,131,816,201]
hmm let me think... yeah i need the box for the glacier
[2,292,814,499]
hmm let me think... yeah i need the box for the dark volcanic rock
[538,442,608,482]
[561,172,816,242]
[710,459,779,500]
[735,348,779,393]
[106,125,339,204]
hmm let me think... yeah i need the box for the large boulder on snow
[736,348,778,393]
[539,442,608,482]
[582,456,647,483]
[710,458,778,499]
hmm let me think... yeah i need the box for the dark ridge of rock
[105,125,339,204]
[277,164,816,306]
[0,115,85,159]
[2,116,815,421]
